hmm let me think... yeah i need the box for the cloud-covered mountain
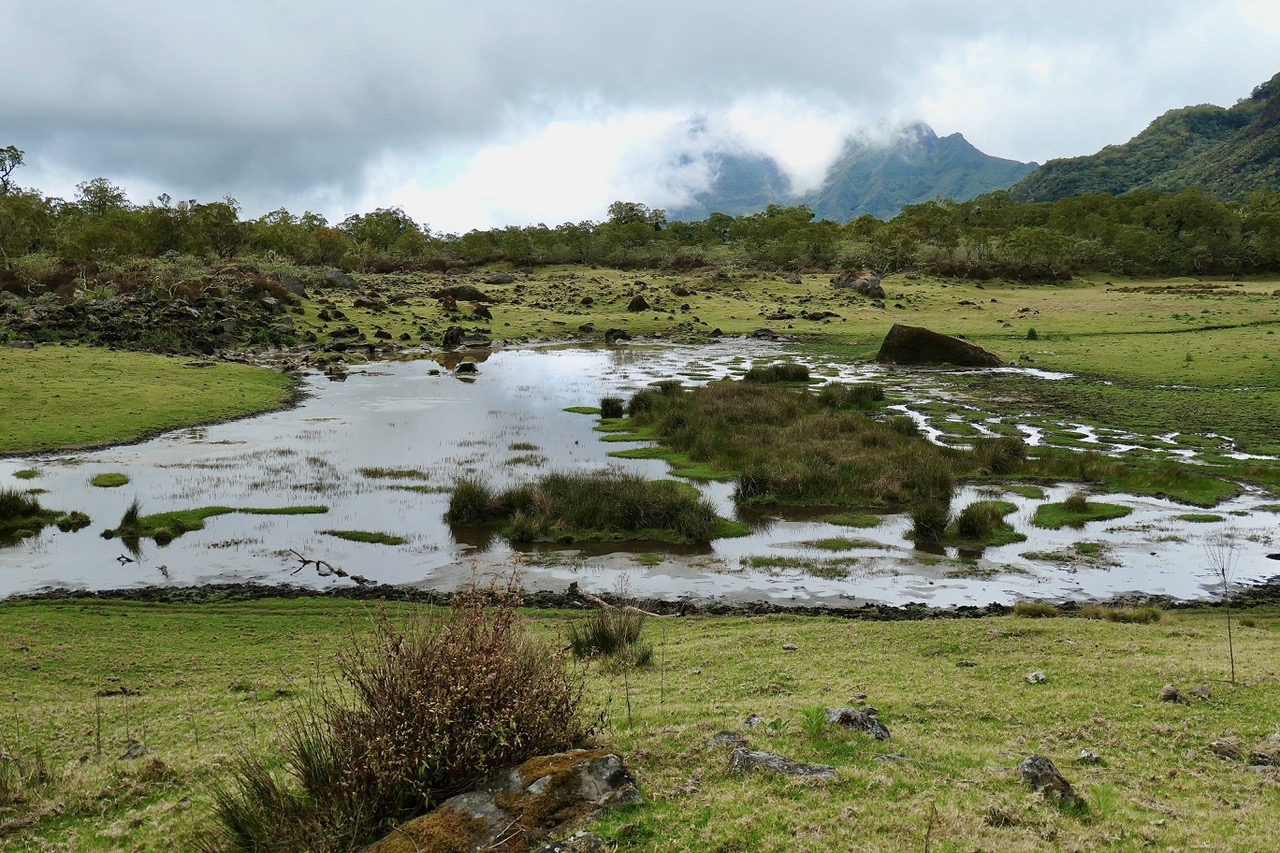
[669,123,1037,222]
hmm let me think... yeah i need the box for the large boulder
[832,271,884,299]
[367,749,640,853]
[1016,754,1084,810]
[875,324,1005,367]
[727,747,838,780]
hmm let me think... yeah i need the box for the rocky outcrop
[366,749,640,853]
[825,706,890,741]
[832,271,884,299]
[1016,754,1084,809]
[875,324,1005,367]
[727,747,838,780]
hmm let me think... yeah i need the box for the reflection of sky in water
[1,342,1276,607]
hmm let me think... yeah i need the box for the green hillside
[1011,71,1280,202]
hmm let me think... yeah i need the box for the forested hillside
[1011,71,1280,202]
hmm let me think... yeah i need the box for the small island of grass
[1032,493,1132,529]
[90,472,131,488]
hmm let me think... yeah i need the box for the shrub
[209,582,586,851]
[973,436,1026,475]
[910,500,951,543]
[599,396,625,419]
[1013,601,1061,618]
[627,388,659,415]
[1027,327,1038,340]
[955,501,1004,539]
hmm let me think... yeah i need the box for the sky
[4,1,1280,234]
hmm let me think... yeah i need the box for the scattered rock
[1248,738,1280,766]
[322,269,356,288]
[1077,749,1100,765]
[472,304,493,321]
[1189,685,1212,701]
[1210,738,1241,760]
[831,271,884,299]
[269,271,307,298]
[604,328,631,344]
[781,642,798,652]
[743,714,763,728]
[1016,754,1084,809]
[825,707,890,741]
[455,362,478,375]
[579,296,593,306]
[750,327,779,340]
[533,830,608,853]
[483,272,516,285]
[709,731,747,748]
[1025,670,1046,684]
[118,742,147,761]
[727,747,838,780]
[431,284,493,302]
[578,322,595,333]
[627,295,650,312]
[875,323,1005,367]
[367,749,640,853]
[956,660,978,668]
[874,753,910,763]
[1158,684,1190,705]
[442,326,465,349]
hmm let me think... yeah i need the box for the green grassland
[1,596,1278,850]
[0,346,294,455]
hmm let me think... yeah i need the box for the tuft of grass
[240,506,329,516]
[599,396,626,419]
[13,469,39,480]
[104,504,327,541]
[803,536,880,551]
[1012,601,1062,618]
[567,607,652,668]
[358,467,430,480]
[947,500,1025,546]
[320,529,406,545]
[90,472,130,488]
[743,362,810,383]
[1178,513,1224,523]
[1080,604,1162,624]
[1007,484,1047,499]
[822,513,881,528]
[910,500,952,543]
[446,469,727,544]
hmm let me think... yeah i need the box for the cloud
[3,1,1278,228]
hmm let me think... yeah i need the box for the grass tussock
[567,607,653,668]
[90,472,130,488]
[743,362,810,383]
[1033,496,1132,530]
[1080,604,1163,624]
[446,469,723,544]
[208,583,586,852]
[1012,601,1062,618]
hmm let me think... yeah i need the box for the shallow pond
[2,342,1276,606]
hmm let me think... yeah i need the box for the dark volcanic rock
[825,707,891,741]
[1016,754,1084,809]
[442,325,465,348]
[604,328,631,344]
[627,295,650,312]
[727,747,838,780]
[875,323,1005,367]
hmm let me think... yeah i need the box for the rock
[483,272,516,285]
[577,322,595,333]
[1210,738,1241,760]
[1016,755,1084,809]
[627,295,650,312]
[727,747,838,780]
[579,296,593,306]
[1025,670,1046,684]
[270,271,307,297]
[533,830,607,853]
[783,275,801,285]
[472,304,493,321]
[455,362,478,374]
[766,311,794,320]
[442,326,465,349]
[322,268,356,288]
[875,323,1005,367]
[781,642,798,652]
[118,742,147,761]
[750,327,779,340]
[1157,684,1190,705]
[709,730,747,748]
[1077,749,1100,765]
[367,749,640,853]
[431,285,493,303]
[1189,685,1212,701]
[743,714,763,728]
[328,324,361,339]
[1248,739,1280,766]
[832,272,884,299]
[825,707,890,741]
[874,753,910,763]
[604,328,631,344]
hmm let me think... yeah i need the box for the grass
[1032,498,1133,530]
[4,595,1280,850]
[821,512,881,528]
[320,529,407,545]
[103,504,329,542]
[90,472,130,488]
[357,467,430,480]
[13,469,38,479]
[445,470,735,544]
[0,487,88,542]
[944,500,1026,547]
[801,537,881,551]
[1178,513,1225,523]
[0,345,294,454]
[1006,484,1046,499]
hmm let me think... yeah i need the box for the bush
[910,500,951,543]
[444,476,497,525]
[599,396,625,419]
[209,582,585,851]
[955,501,1003,539]
[1013,601,1061,618]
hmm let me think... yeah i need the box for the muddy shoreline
[12,575,1280,619]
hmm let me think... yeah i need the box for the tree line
[3,145,1280,281]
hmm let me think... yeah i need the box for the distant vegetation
[3,136,1280,293]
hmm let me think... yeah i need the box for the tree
[75,177,130,216]
[0,145,24,195]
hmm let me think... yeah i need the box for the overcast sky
[4,1,1279,233]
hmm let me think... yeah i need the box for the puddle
[2,342,1276,606]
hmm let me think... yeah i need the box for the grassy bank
[0,595,1277,850]
[0,345,295,455]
